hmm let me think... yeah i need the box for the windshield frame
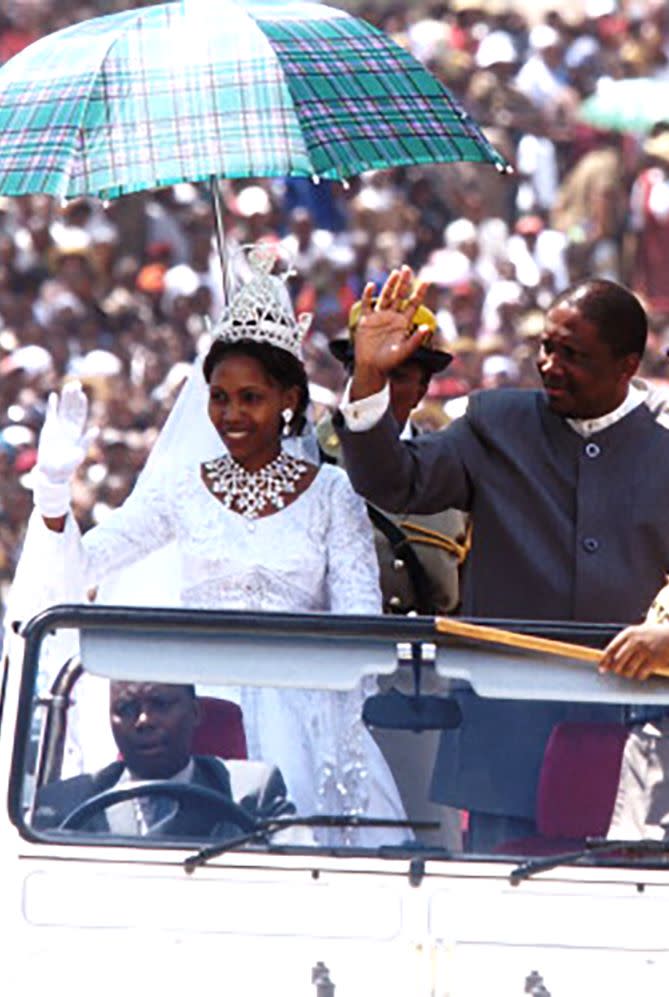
[10,603,663,863]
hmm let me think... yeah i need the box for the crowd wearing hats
[1,0,669,611]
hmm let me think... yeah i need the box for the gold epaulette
[398,519,472,565]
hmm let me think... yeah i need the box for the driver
[32,680,300,840]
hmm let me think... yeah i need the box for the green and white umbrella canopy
[0,0,509,201]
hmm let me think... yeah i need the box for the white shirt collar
[566,382,647,438]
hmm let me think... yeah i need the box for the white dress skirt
[8,459,407,846]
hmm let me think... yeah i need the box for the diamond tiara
[212,243,312,360]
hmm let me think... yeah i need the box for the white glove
[34,381,97,518]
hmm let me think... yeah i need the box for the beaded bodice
[81,460,380,614]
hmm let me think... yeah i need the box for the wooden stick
[434,616,669,679]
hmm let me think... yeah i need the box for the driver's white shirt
[106,759,194,836]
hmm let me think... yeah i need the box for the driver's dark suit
[32,755,295,837]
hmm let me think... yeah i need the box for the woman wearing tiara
[7,245,410,845]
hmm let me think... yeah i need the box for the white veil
[95,355,222,606]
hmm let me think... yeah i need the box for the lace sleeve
[81,458,176,589]
[324,467,382,615]
[4,509,89,637]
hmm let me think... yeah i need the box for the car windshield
[14,605,669,862]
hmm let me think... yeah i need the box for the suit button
[585,442,601,458]
[583,537,599,553]
[393,558,405,571]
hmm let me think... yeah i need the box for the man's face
[110,682,199,779]
[388,360,431,427]
[537,301,638,419]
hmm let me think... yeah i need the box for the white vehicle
[3,605,669,997]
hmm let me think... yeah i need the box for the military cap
[329,297,452,374]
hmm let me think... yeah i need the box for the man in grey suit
[32,680,299,841]
[337,266,669,851]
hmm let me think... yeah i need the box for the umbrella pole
[210,176,231,306]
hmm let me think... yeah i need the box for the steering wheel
[59,780,258,834]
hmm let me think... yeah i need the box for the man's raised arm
[348,265,431,403]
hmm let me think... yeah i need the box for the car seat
[192,696,247,759]
[495,721,628,855]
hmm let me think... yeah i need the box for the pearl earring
[282,408,293,436]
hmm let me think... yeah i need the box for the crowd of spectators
[1,0,669,612]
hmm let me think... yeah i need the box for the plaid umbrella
[0,0,508,200]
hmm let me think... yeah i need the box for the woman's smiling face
[207,353,299,470]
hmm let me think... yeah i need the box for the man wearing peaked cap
[323,296,467,620]
[321,294,470,850]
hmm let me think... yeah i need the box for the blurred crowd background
[1,0,669,612]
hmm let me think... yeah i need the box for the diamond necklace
[203,450,309,520]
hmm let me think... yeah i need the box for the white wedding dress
[10,458,408,846]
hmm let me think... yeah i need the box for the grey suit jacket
[341,388,669,621]
[340,388,669,818]
[33,755,296,838]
